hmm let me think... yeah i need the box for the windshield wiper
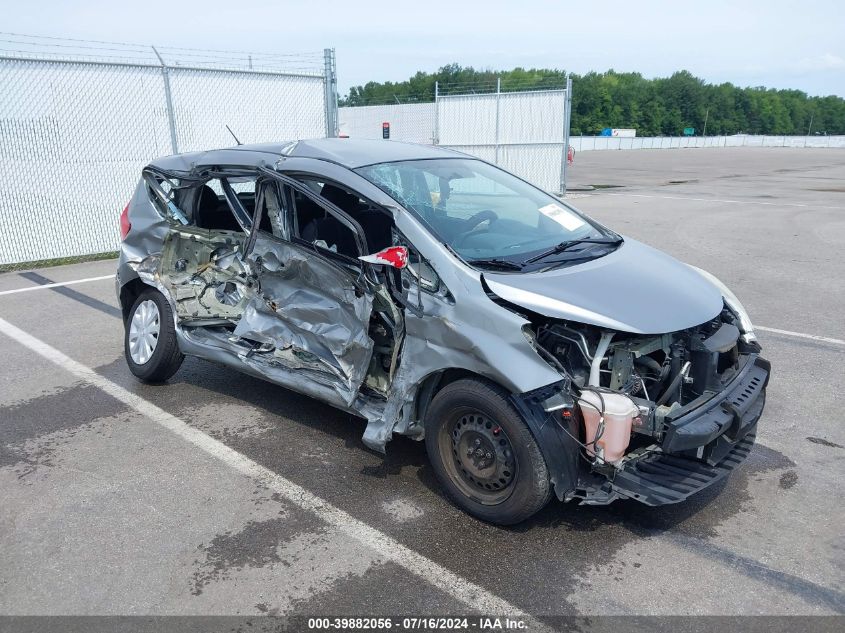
[523,237,623,264]
[467,258,524,271]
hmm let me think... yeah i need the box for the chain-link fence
[340,102,436,144]
[338,78,572,194]
[436,80,571,193]
[0,34,336,268]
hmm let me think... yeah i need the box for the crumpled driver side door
[232,175,375,408]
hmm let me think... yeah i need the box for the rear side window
[290,179,364,259]
[205,178,256,214]
[193,177,255,232]
[288,177,395,256]
[143,171,189,225]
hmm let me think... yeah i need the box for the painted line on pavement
[601,192,845,210]
[756,325,844,347]
[15,271,122,318]
[0,274,113,296]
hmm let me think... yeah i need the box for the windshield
[356,158,617,271]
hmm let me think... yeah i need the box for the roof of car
[289,138,463,167]
[148,138,466,171]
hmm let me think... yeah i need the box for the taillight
[120,202,131,240]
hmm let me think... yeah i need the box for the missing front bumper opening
[576,354,769,506]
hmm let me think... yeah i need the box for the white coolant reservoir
[578,391,640,465]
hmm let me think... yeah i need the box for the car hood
[483,238,723,334]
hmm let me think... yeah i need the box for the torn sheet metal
[158,229,253,321]
[234,233,374,405]
[177,324,366,417]
[130,226,375,409]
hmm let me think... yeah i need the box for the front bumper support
[581,354,769,506]
[590,428,757,505]
[662,355,770,457]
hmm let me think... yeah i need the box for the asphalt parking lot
[1,147,843,626]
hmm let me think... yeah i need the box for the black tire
[124,288,183,383]
[424,378,552,525]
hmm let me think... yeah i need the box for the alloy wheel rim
[128,299,160,365]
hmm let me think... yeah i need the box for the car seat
[196,184,243,232]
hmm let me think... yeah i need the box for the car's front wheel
[424,378,552,525]
[124,288,183,383]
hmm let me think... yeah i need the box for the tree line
[340,64,845,136]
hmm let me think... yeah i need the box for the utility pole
[702,107,709,138]
[494,77,501,165]
[559,76,573,195]
[323,48,338,138]
[152,46,178,154]
[433,81,439,145]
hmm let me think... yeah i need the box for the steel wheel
[438,410,518,505]
[425,378,552,524]
[128,299,160,365]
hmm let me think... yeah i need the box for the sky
[1,0,843,97]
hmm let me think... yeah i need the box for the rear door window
[288,178,366,260]
[143,170,189,225]
[194,177,255,232]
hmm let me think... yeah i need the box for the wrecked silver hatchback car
[117,139,769,524]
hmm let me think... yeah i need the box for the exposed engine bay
[528,305,761,472]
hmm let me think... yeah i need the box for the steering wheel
[452,210,499,248]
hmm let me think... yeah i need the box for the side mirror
[358,246,409,269]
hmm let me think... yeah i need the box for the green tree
[339,66,845,135]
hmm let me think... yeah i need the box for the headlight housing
[690,266,756,343]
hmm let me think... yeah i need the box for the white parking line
[0,274,113,296]
[602,192,845,211]
[0,316,551,630]
[756,326,845,346]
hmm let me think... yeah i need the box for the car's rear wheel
[424,378,552,525]
[125,288,183,383]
